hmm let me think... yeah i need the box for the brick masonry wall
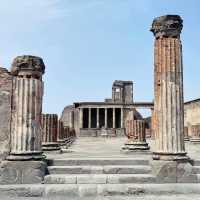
[0,67,12,159]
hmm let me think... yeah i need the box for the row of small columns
[79,107,124,129]
[42,114,76,151]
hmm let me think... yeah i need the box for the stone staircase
[44,158,157,184]
[192,159,200,181]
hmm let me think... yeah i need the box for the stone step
[44,174,156,184]
[2,184,200,198]
[47,165,152,174]
[193,160,200,166]
[47,158,149,166]
[192,166,200,174]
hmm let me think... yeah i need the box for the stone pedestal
[122,110,149,152]
[42,114,60,151]
[0,160,46,184]
[151,160,197,183]
[190,124,200,143]
[151,15,188,161]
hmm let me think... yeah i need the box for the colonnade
[79,107,124,129]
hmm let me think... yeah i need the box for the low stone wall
[0,68,12,160]
[79,128,125,137]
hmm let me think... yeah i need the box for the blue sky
[0,0,200,117]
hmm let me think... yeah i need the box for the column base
[151,159,197,183]
[184,137,190,141]
[58,139,66,146]
[153,152,189,161]
[0,160,47,184]
[7,152,44,161]
[190,137,200,143]
[121,140,150,153]
[42,142,61,151]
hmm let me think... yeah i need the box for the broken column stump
[122,110,149,153]
[42,114,60,151]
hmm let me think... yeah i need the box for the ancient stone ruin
[0,15,200,198]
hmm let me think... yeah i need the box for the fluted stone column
[97,108,100,129]
[88,108,91,129]
[105,108,108,128]
[42,114,60,151]
[122,111,149,152]
[0,56,46,184]
[150,108,155,139]
[79,108,83,129]
[151,15,188,161]
[113,108,116,128]
[190,124,200,143]
[8,56,45,161]
[121,107,124,128]
[57,120,65,145]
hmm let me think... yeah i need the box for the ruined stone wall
[0,68,12,159]
[60,105,74,128]
[184,100,200,137]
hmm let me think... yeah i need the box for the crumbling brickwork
[0,68,12,159]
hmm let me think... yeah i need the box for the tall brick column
[151,15,188,161]
[8,56,45,160]
[42,114,60,151]
[122,111,149,152]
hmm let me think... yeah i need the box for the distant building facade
[184,98,200,137]
[60,80,153,137]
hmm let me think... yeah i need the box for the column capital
[11,55,45,77]
[151,15,183,39]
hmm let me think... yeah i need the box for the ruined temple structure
[1,14,200,198]
[61,80,153,137]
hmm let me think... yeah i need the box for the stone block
[44,175,77,184]
[78,185,97,197]
[0,160,46,184]
[151,160,198,183]
[77,175,107,184]
[45,185,78,198]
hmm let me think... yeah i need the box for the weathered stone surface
[8,55,45,160]
[11,55,45,76]
[151,160,197,183]
[190,124,200,143]
[0,160,46,184]
[42,114,60,151]
[151,15,187,161]
[122,111,149,152]
[0,68,12,160]
[151,15,183,38]
[184,99,200,137]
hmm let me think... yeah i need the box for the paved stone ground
[46,137,200,160]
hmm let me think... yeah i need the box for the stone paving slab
[1,184,200,198]
[48,165,152,174]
